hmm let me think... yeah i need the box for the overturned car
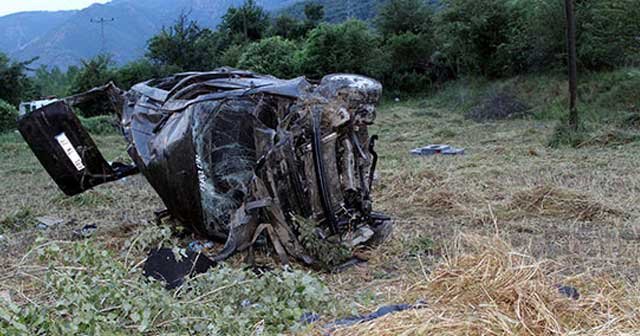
[18,68,392,268]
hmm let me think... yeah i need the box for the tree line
[1,0,639,111]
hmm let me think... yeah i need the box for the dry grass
[332,235,640,336]
[2,94,640,334]
[509,185,625,221]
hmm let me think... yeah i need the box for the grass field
[1,70,639,334]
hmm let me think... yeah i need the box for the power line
[90,17,115,53]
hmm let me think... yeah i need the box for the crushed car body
[17,68,393,267]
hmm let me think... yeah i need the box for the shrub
[0,239,338,335]
[505,0,567,73]
[298,20,389,79]
[115,59,160,90]
[578,0,640,69]
[79,115,120,135]
[382,32,435,93]
[0,99,18,133]
[238,36,299,78]
[375,0,434,36]
[435,0,512,78]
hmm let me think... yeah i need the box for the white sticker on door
[55,133,85,171]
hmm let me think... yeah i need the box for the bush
[220,43,248,67]
[79,115,120,135]
[238,36,299,78]
[375,0,434,36]
[0,239,338,335]
[435,0,512,78]
[0,53,34,106]
[71,54,117,95]
[506,0,640,73]
[505,0,566,73]
[382,32,435,93]
[298,20,389,79]
[0,99,18,133]
[147,14,220,71]
[577,0,640,69]
[115,59,160,90]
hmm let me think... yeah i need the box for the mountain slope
[280,0,384,23]
[1,0,300,69]
[0,11,76,54]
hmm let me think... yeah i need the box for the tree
[0,99,18,133]
[504,0,567,74]
[299,20,388,79]
[577,0,640,69]
[0,53,34,106]
[375,0,434,36]
[32,65,77,98]
[238,37,299,78]
[383,32,435,92]
[70,54,117,117]
[147,14,219,71]
[271,15,304,40]
[70,54,116,94]
[565,0,578,130]
[435,0,512,77]
[304,3,325,23]
[219,0,270,42]
[115,59,162,90]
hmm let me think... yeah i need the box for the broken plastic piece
[72,224,97,238]
[35,216,64,230]
[143,248,215,289]
[410,144,465,156]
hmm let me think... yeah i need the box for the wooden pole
[565,0,578,130]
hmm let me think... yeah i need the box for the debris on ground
[35,216,64,230]
[72,223,97,238]
[466,89,530,121]
[556,285,580,300]
[331,235,640,335]
[187,240,215,253]
[17,68,394,268]
[143,248,216,289]
[410,144,465,156]
[323,302,424,331]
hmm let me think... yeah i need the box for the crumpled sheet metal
[29,67,392,266]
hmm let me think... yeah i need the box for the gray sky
[0,0,111,17]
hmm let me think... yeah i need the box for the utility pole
[91,17,115,53]
[564,0,578,130]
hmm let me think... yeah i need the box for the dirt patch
[466,90,531,121]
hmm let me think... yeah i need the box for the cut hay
[509,186,623,221]
[331,235,640,335]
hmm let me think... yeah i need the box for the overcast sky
[0,0,111,17]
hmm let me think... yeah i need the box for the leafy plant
[238,37,299,78]
[0,99,18,133]
[0,237,338,335]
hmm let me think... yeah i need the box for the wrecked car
[17,68,392,268]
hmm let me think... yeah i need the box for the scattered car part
[35,216,65,230]
[410,144,465,156]
[143,248,216,289]
[17,101,138,196]
[72,224,98,238]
